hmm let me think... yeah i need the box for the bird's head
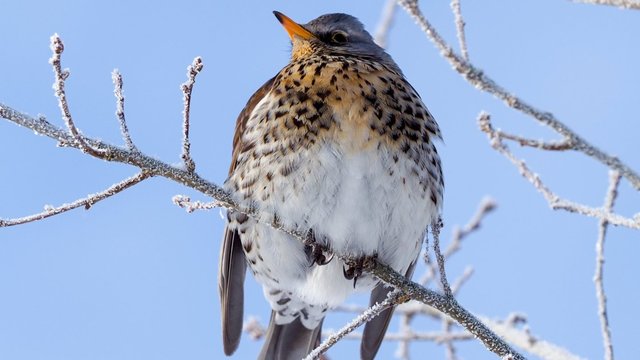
[273,11,397,69]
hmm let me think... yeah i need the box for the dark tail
[258,311,323,360]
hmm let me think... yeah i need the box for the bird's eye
[330,31,348,45]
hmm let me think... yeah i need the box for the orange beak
[273,11,315,41]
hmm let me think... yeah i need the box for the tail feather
[259,311,323,360]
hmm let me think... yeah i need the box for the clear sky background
[1,1,639,359]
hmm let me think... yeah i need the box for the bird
[219,11,443,360]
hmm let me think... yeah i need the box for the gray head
[273,11,398,70]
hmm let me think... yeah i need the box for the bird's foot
[305,229,334,267]
[343,253,378,288]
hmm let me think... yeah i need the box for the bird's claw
[343,253,378,288]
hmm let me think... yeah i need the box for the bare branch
[180,56,203,173]
[172,195,221,213]
[305,290,404,360]
[595,170,621,360]
[450,266,474,295]
[111,70,137,151]
[370,261,525,359]
[0,172,151,227]
[478,112,640,229]
[431,218,453,298]
[450,0,469,61]
[2,37,529,360]
[496,130,574,151]
[374,0,398,48]
[445,197,496,258]
[396,0,640,190]
[49,34,106,157]
[480,317,584,360]
[572,0,640,10]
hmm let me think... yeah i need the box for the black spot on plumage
[307,113,320,122]
[293,79,301,87]
[313,101,324,111]
[293,118,304,128]
[391,131,401,141]
[274,110,287,119]
[403,106,414,116]
[330,74,337,85]
[386,113,397,127]
[402,94,412,102]
[296,107,308,116]
[296,92,309,102]
[364,93,377,105]
[378,76,388,83]
[374,106,383,120]
[316,89,331,100]
[406,119,421,131]
[407,132,419,142]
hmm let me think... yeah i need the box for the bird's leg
[343,253,378,288]
[304,229,334,267]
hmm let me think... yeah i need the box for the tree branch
[450,0,469,61]
[572,0,640,10]
[111,70,137,151]
[396,0,640,190]
[595,170,621,360]
[478,112,640,229]
[0,172,151,227]
[180,57,203,173]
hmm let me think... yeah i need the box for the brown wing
[218,76,276,355]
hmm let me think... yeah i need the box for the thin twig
[304,290,404,360]
[445,197,496,258]
[431,218,452,298]
[450,0,469,61]
[496,131,574,151]
[595,170,621,360]
[397,0,640,190]
[374,0,398,48]
[180,57,203,173]
[478,112,640,229]
[111,70,137,151]
[572,0,640,10]
[451,266,474,295]
[0,172,151,227]
[49,34,105,157]
[172,195,221,213]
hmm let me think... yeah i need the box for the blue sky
[1,1,639,359]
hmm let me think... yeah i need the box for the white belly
[240,140,437,307]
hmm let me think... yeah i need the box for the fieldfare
[219,11,443,360]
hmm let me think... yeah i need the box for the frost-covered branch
[180,57,203,173]
[595,170,621,360]
[572,0,640,10]
[111,70,137,151]
[450,0,469,61]
[0,172,151,227]
[396,0,640,191]
[304,290,404,360]
[478,112,639,229]
[374,0,398,48]
[0,35,525,360]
